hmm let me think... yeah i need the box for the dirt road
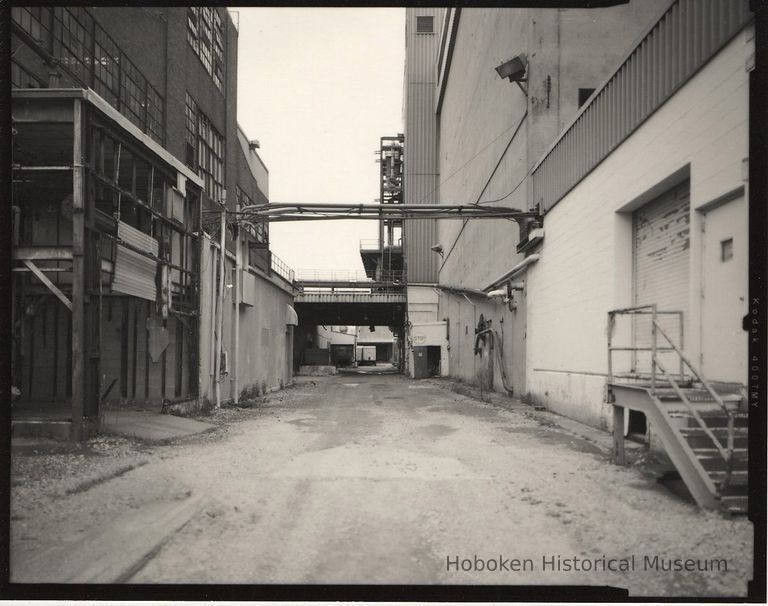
[11,369,753,595]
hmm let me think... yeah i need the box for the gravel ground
[10,373,754,596]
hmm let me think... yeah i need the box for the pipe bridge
[236,202,540,223]
[293,270,406,326]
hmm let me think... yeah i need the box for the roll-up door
[632,181,690,373]
[112,221,159,301]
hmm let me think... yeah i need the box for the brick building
[11,7,295,438]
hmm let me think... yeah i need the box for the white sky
[234,7,406,276]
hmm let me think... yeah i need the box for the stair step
[719,495,748,514]
[680,427,748,436]
[693,447,748,456]
[709,470,748,482]
[655,390,743,402]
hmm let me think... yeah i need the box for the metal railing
[295,268,404,284]
[269,251,294,284]
[607,304,736,489]
[359,238,402,251]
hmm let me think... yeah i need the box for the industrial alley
[9,2,761,599]
[11,371,752,595]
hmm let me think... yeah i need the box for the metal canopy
[236,203,539,223]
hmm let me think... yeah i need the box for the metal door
[700,196,747,383]
[633,181,690,372]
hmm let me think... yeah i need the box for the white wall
[408,321,450,377]
[407,285,439,324]
[199,236,294,405]
[525,29,751,429]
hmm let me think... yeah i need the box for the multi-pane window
[11,62,45,88]
[185,93,225,203]
[187,6,225,93]
[52,7,93,84]
[120,57,146,129]
[11,7,164,143]
[184,94,198,169]
[212,11,225,90]
[146,85,163,144]
[11,7,51,46]
[93,27,120,107]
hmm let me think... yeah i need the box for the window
[12,7,165,142]
[11,61,45,88]
[187,6,225,93]
[578,88,596,108]
[11,7,52,47]
[120,57,147,130]
[185,94,225,203]
[416,16,434,34]
[93,27,120,107]
[52,7,93,84]
[721,238,733,262]
[185,94,198,169]
[146,84,164,144]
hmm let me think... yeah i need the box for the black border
[1,0,766,602]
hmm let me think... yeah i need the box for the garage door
[633,181,690,373]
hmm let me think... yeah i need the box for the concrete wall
[525,28,751,429]
[407,321,450,378]
[200,236,294,404]
[431,3,668,401]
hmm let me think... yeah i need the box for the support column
[214,206,226,408]
[71,99,86,440]
[613,404,625,465]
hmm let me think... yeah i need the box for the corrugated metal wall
[403,7,445,284]
[531,0,750,213]
[112,221,159,301]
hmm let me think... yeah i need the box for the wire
[410,111,529,207]
[439,110,528,271]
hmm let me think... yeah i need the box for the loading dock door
[633,181,690,373]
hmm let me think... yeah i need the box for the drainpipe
[214,204,226,408]
[483,254,540,292]
[232,203,241,404]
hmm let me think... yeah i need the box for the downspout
[232,204,241,404]
[483,254,540,292]
[214,205,226,408]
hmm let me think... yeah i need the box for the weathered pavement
[11,370,753,595]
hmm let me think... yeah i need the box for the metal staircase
[606,305,748,514]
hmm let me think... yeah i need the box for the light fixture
[430,243,444,257]
[248,139,261,150]
[495,54,528,95]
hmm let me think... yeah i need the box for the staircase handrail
[652,319,735,489]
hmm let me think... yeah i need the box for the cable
[410,111,528,208]
[439,110,528,272]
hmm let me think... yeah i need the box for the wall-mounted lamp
[248,139,261,151]
[495,54,528,95]
[430,243,444,258]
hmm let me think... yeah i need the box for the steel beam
[71,99,86,440]
[13,247,74,261]
[21,260,73,311]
